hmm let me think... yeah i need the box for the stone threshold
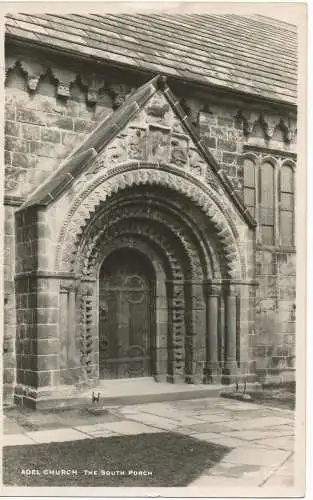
[15,378,261,410]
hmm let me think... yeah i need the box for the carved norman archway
[56,162,245,280]
[56,163,245,385]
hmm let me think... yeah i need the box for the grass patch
[3,432,230,487]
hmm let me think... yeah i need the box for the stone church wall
[3,45,297,402]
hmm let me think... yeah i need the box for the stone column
[168,281,185,383]
[59,285,69,381]
[223,283,239,384]
[190,282,206,384]
[67,285,77,371]
[205,282,221,383]
[77,283,96,385]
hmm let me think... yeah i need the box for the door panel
[99,251,154,379]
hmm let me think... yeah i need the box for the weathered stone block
[20,123,41,141]
[37,355,58,371]
[36,292,58,308]
[32,339,59,356]
[36,324,58,339]
[36,308,59,324]
[202,135,216,148]
[74,118,95,133]
[217,116,234,127]
[5,120,20,137]
[16,369,25,384]
[217,138,237,152]
[41,127,61,143]
[45,115,73,131]
[3,368,14,384]
[5,136,29,153]
[5,103,15,121]
[11,152,37,169]
[16,107,45,125]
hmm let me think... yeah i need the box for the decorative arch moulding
[73,198,209,281]
[55,164,246,281]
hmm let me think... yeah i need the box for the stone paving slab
[221,447,291,467]
[74,424,119,437]
[221,416,291,431]
[184,413,232,423]
[192,433,249,448]
[180,422,234,434]
[3,396,296,489]
[126,412,180,430]
[254,436,295,451]
[99,420,165,435]
[263,474,294,487]
[3,420,26,435]
[26,428,87,444]
[222,428,295,441]
[204,461,275,484]
[3,433,37,447]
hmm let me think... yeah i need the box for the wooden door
[99,250,154,379]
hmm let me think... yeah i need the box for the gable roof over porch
[20,74,256,228]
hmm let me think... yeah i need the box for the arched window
[279,165,294,246]
[243,158,256,217]
[259,161,275,245]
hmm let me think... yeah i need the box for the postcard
[0,1,307,498]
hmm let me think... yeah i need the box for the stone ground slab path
[3,397,295,489]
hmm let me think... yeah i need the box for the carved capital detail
[205,281,222,296]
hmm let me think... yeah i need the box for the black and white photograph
[1,1,307,496]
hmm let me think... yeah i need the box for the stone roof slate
[5,12,297,104]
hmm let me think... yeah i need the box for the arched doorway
[98,248,156,379]
[56,171,248,387]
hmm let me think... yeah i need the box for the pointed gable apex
[20,75,256,228]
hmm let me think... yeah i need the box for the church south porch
[12,75,256,409]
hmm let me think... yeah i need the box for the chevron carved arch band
[56,162,245,280]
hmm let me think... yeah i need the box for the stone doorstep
[14,381,249,410]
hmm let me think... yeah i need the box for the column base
[166,374,185,383]
[153,374,168,383]
[13,381,99,410]
[221,360,238,385]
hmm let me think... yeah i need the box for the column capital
[204,280,222,296]
[223,280,240,297]
[79,284,94,296]
[60,280,78,293]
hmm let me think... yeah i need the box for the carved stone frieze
[171,134,189,167]
[188,147,206,178]
[128,126,147,160]
[146,93,170,122]
[105,135,128,166]
[148,125,171,163]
